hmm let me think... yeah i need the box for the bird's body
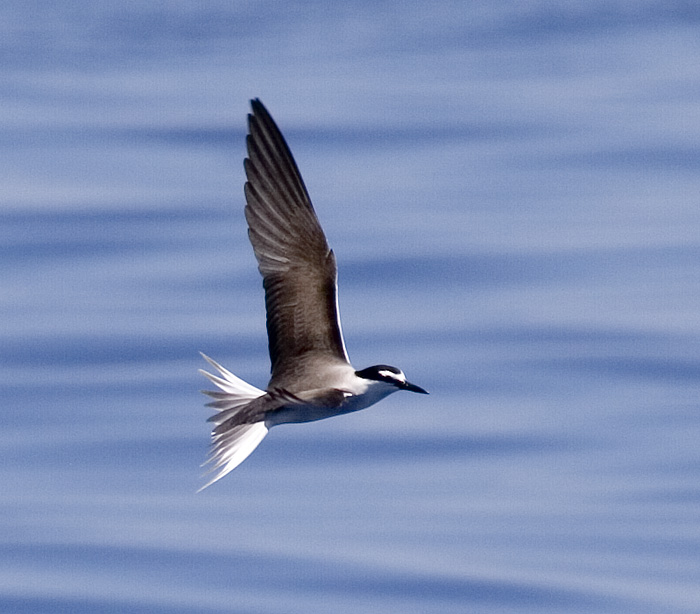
[199,99,427,490]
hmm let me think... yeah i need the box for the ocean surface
[2,2,700,612]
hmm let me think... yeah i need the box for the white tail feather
[197,422,268,492]
[198,353,268,491]
[199,352,265,399]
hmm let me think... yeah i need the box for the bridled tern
[199,99,428,489]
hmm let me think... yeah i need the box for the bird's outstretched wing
[244,99,349,387]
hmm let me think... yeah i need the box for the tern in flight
[199,99,428,489]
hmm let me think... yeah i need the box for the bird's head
[355,365,428,394]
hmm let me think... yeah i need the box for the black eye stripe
[355,365,406,383]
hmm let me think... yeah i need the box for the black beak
[402,381,429,394]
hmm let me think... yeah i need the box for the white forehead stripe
[378,369,405,382]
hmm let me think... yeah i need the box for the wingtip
[250,98,266,115]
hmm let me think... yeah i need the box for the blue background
[2,2,700,612]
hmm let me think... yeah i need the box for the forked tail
[198,353,268,491]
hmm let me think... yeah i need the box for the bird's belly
[266,389,393,427]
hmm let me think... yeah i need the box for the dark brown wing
[243,99,349,386]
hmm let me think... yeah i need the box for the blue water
[2,2,700,612]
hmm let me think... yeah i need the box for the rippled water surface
[2,2,700,612]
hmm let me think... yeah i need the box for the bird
[198,99,428,490]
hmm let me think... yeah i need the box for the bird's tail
[198,353,268,491]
